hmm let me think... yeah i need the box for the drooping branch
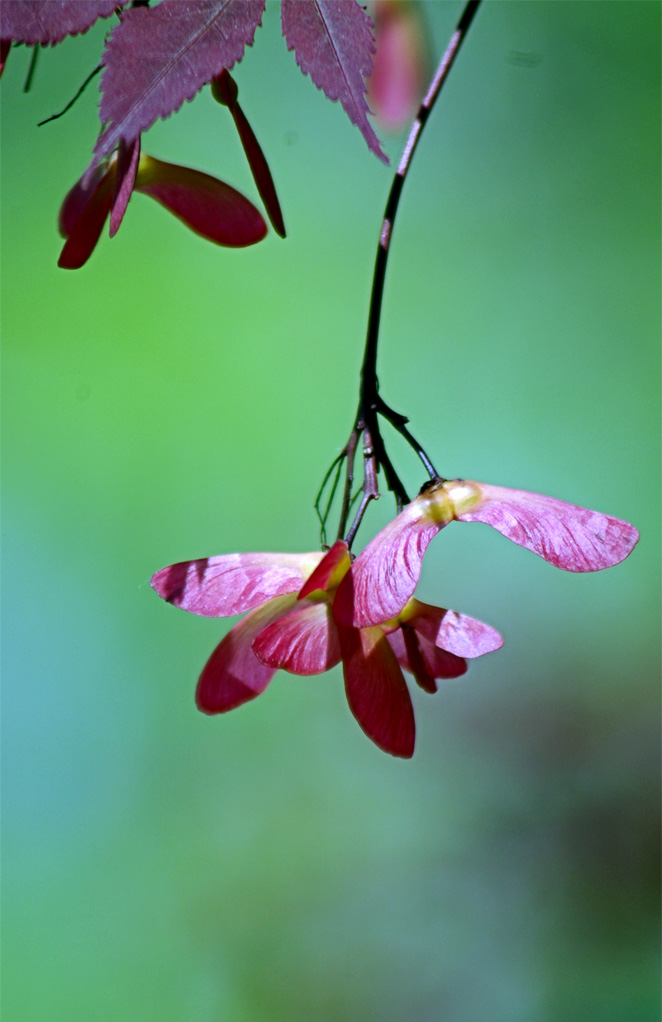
[359,0,481,406]
[330,0,481,549]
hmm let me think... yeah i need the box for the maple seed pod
[442,480,484,518]
[211,70,238,108]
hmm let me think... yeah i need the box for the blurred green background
[2,2,659,1020]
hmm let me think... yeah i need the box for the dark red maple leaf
[94,0,265,162]
[0,0,120,45]
[281,0,388,164]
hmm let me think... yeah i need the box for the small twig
[23,45,39,93]
[345,427,381,547]
[376,396,442,481]
[38,64,103,126]
[345,492,372,549]
[370,423,410,510]
[347,487,363,515]
[336,427,361,542]
[314,453,345,547]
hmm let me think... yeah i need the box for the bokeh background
[2,2,660,1020]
